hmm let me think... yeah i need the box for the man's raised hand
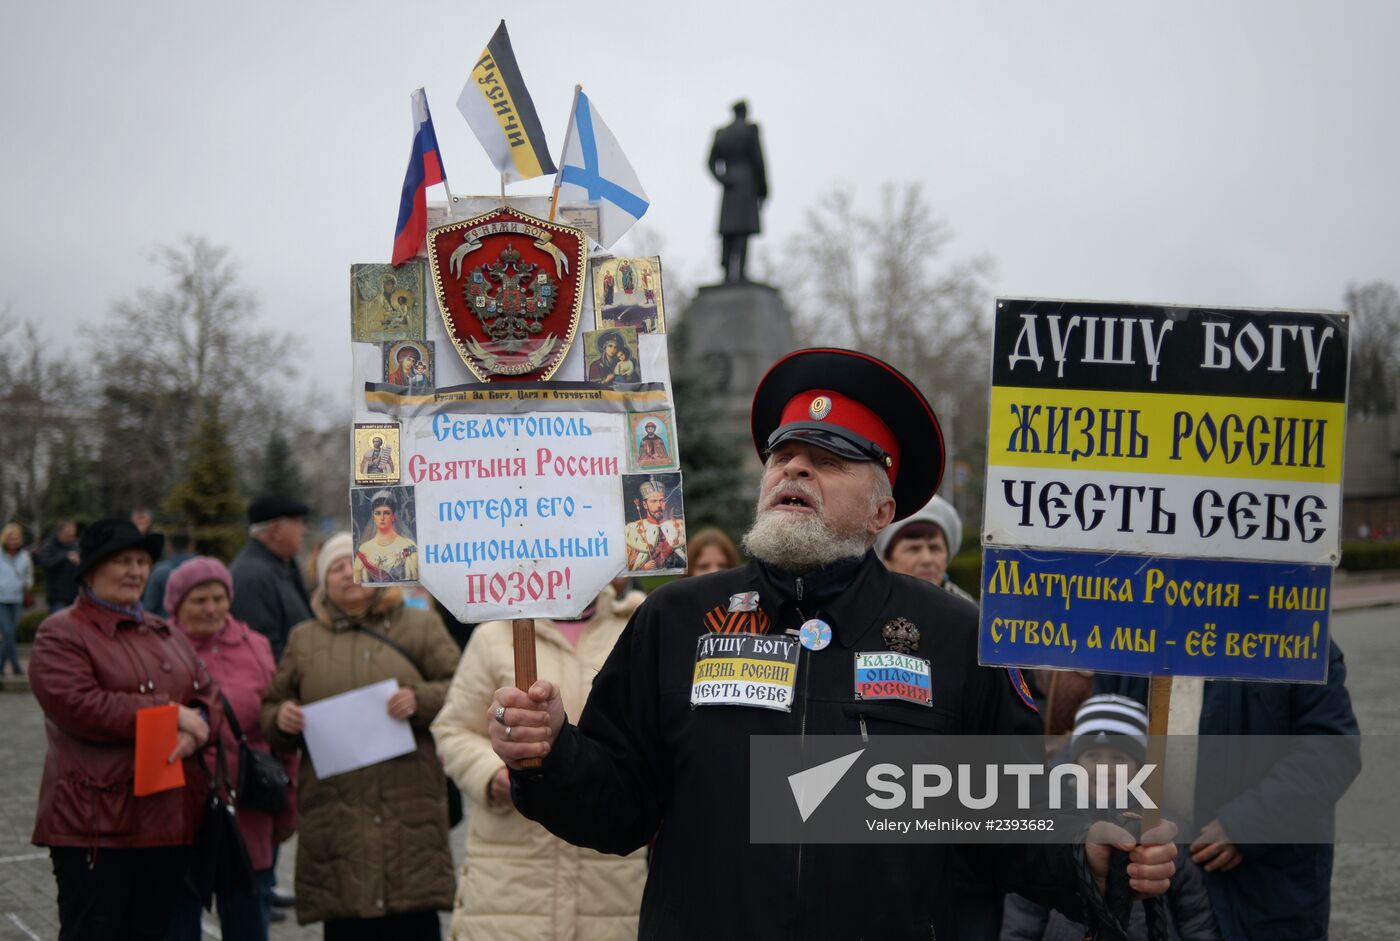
[488,680,566,769]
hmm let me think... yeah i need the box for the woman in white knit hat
[873,494,974,601]
[430,580,650,940]
[260,532,460,939]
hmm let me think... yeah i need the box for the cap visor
[767,425,884,465]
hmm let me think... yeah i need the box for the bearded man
[484,348,1178,939]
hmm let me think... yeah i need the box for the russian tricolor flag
[392,88,448,266]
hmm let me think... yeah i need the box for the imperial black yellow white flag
[457,20,557,182]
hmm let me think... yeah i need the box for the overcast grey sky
[3,1,1397,413]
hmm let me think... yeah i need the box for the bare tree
[1344,281,1400,417]
[778,183,994,532]
[91,237,290,511]
[0,307,90,535]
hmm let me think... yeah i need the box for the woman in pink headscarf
[165,556,298,941]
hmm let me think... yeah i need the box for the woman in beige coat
[261,533,460,939]
[431,581,649,941]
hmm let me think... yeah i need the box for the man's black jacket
[229,538,311,660]
[514,553,1088,939]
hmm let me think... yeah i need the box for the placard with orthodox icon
[382,339,434,392]
[622,472,686,572]
[351,261,426,342]
[582,327,642,387]
[592,255,666,334]
[627,410,678,472]
[426,207,587,382]
[354,422,401,486]
[351,485,419,585]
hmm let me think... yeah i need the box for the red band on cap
[778,389,901,481]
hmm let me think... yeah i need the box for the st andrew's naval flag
[391,88,448,266]
[458,21,556,183]
[554,88,649,249]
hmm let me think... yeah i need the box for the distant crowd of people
[9,461,1360,940]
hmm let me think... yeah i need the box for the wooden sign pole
[512,618,543,770]
[1141,675,1173,834]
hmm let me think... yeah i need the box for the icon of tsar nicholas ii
[625,478,686,571]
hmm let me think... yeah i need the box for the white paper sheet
[301,679,415,779]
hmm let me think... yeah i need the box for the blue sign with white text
[978,547,1332,683]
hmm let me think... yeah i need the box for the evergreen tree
[669,315,753,545]
[41,428,103,526]
[163,399,245,561]
[258,427,307,502]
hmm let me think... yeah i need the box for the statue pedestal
[683,281,799,474]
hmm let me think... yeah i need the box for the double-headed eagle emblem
[461,244,558,352]
[427,208,587,382]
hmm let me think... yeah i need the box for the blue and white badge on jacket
[799,618,832,651]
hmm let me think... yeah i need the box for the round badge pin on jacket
[799,618,832,651]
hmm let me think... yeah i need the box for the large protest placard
[350,197,686,623]
[979,298,1348,682]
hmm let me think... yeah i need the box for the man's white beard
[742,481,869,574]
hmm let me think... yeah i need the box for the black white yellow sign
[984,300,1349,565]
[691,632,800,712]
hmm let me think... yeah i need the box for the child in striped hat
[1070,693,1149,807]
[1001,694,1223,940]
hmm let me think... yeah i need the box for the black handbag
[188,738,255,909]
[219,693,291,815]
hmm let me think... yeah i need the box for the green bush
[947,551,984,599]
[635,574,680,594]
[1339,540,1400,572]
[18,608,47,644]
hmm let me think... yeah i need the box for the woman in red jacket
[29,518,219,941]
[165,556,298,941]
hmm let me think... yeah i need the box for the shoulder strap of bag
[350,624,425,681]
[219,692,248,745]
[211,732,235,805]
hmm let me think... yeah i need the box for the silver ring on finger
[505,725,513,740]
[494,705,506,723]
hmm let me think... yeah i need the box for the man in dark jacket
[1096,642,1360,941]
[229,494,312,916]
[35,519,81,610]
[487,349,1180,939]
[142,530,196,617]
[229,495,311,661]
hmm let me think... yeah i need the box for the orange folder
[134,703,186,797]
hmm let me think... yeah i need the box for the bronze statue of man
[708,101,768,284]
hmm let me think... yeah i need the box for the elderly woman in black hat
[29,517,220,940]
